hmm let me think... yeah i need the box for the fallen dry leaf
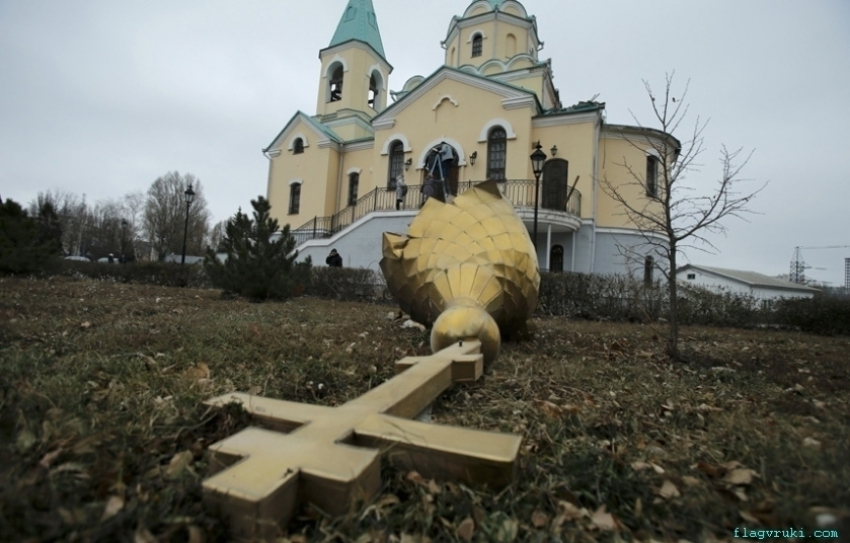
[558,501,587,521]
[723,468,757,486]
[803,437,822,448]
[457,517,474,541]
[406,471,425,486]
[695,461,724,478]
[166,451,195,479]
[591,506,619,531]
[658,480,681,499]
[39,449,63,469]
[187,525,205,543]
[533,399,580,417]
[101,495,125,520]
[531,510,549,528]
[134,527,157,543]
[681,475,701,487]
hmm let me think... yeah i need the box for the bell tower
[316,0,392,139]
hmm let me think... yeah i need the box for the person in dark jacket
[326,249,343,267]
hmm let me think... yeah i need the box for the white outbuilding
[677,264,818,301]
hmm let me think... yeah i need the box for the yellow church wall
[502,74,542,98]
[596,136,664,229]
[530,121,597,218]
[338,147,375,207]
[266,127,342,228]
[371,77,534,186]
[493,25,528,60]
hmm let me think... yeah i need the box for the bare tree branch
[599,73,767,359]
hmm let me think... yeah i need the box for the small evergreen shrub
[203,197,311,301]
[0,198,62,275]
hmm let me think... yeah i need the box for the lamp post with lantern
[530,142,547,251]
[181,184,195,265]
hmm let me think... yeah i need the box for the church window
[542,158,569,210]
[348,173,359,206]
[387,141,404,189]
[293,138,304,154]
[506,33,516,58]
[472,34,483,58]
[486,127,507,181]
[368,73,379,109]
[646,155,658,197]
[289,183,301,215]
[550,245,564,273]
[644,255,655,286]
[329,65,344,102]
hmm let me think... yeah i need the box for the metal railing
[290,180,581,245]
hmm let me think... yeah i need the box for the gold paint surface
[202,341,522,539]
[380,180,540,363]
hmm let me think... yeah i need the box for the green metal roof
[329,0,386,59]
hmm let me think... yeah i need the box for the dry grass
[1,276,848,542]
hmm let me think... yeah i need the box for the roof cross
[202,340,521,539]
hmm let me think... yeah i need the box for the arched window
[329,65,344,102]
[646,155,658,197]
[368,73,378,109]
[387,141,404,189]
[644,255,655,286]
[289,183,301,215]
[486,127,507,181]
[550,245,564,273]
[506,33,517,57]
[293,138,304,154]
[542,159,569,210]
[348,173,359,206]
[472,34,483,58]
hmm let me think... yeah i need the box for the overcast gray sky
[2,1,849,285]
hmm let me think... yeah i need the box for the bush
[676,284,764,328]
[307,266,389,302]
[773,296,850,335]
[537,272,663,322]
[58,260,212,288]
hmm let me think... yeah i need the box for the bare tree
[143,172,210,261]
[600,73,766,359]
[208,220,228,253]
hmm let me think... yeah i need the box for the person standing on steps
[395,174,407,210]
[326,249,343,267]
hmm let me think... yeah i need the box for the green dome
[329,0,386,58]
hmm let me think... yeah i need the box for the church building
[264,0,676,279]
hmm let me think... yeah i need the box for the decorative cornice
[532,111,600,128]
[372,118,395,130]
[372,67,539,125]
[344,139,374,152]
[318,40,393,73]
[432,95,459,110]
[502,95,537,110]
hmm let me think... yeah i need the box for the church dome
[462,0,529,19]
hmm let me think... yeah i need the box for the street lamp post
[120,219,128,263]
[530,142,547,251]
[181,184,196,265]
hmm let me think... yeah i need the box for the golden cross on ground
[202,340,522,540]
